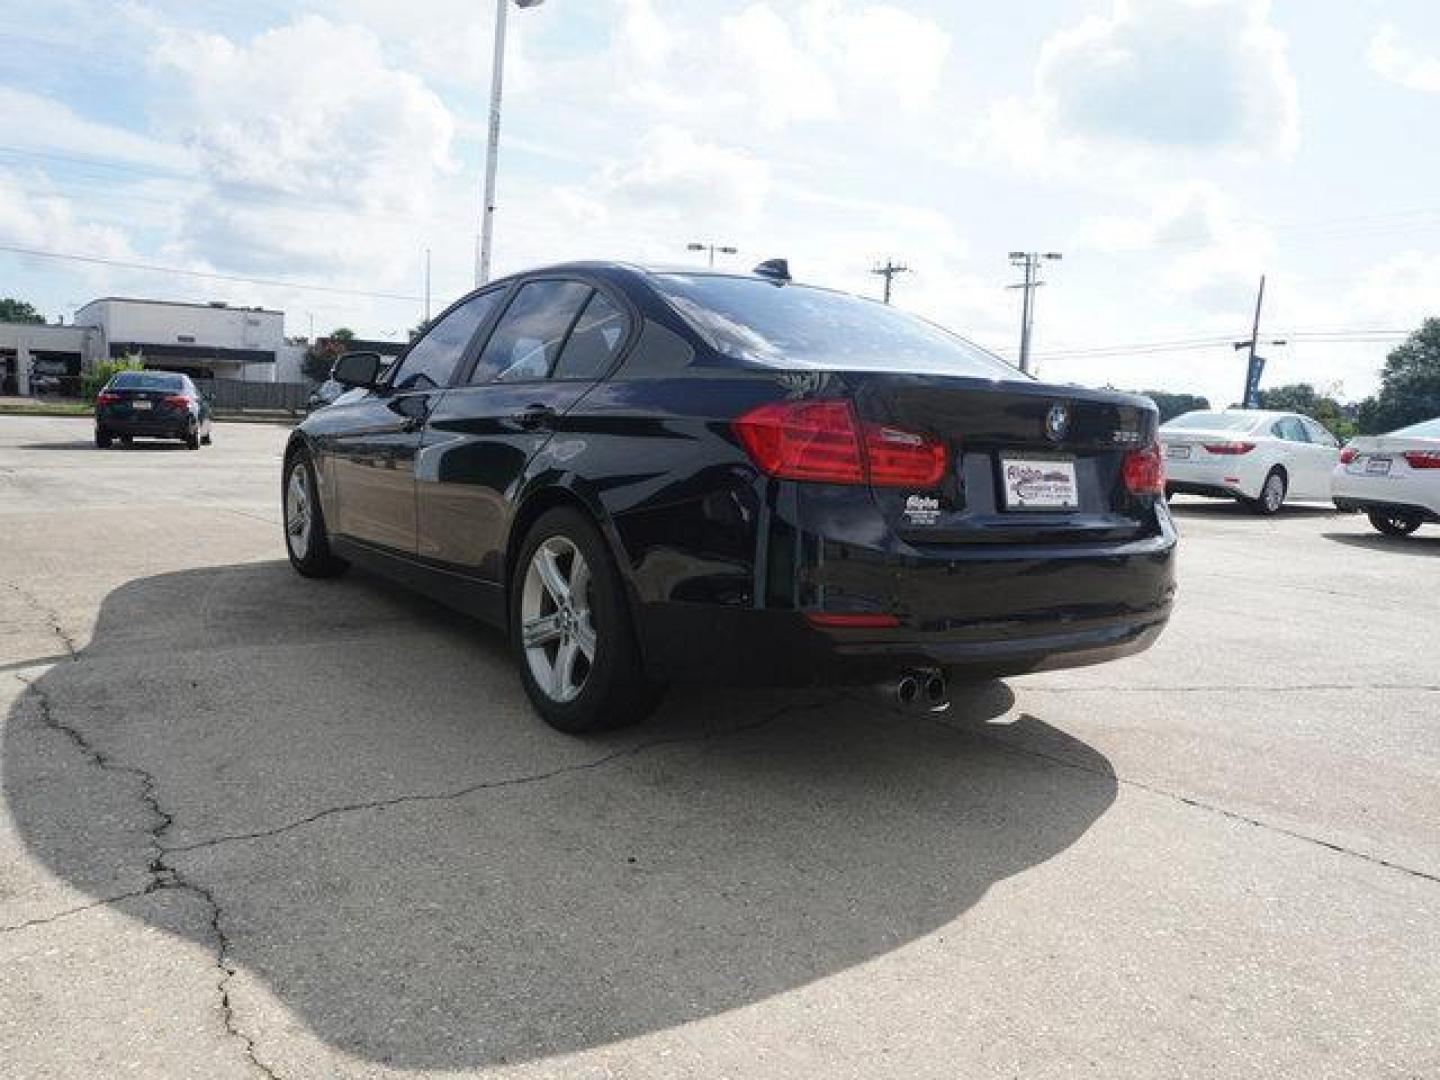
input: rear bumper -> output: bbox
[97,414,192,436]
[1332,470,1440,519]
[636,515,1178,686]
[1165,458,1263,499]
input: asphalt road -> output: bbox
[1,414,1436,1080]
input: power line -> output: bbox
[0,242,423,302]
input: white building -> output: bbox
[73,297,303,383]
[0,322,100,396]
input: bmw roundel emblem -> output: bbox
[1045,402,1071,442]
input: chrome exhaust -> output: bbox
[879,668,950,713]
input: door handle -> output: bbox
[512,404,557,430]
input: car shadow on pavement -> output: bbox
[1324,531,1440,556]
[4,561,1118,1070]
[1167,499,1339,518]
[18,441,188,452]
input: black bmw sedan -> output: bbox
[96,370,213,449]
[282,261,1176,733]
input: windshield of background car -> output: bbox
[651,273,1022,378]
[111,373,186,391]
[1392,418,1440,438]
[1163,412,1260,432]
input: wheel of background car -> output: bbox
[283,448,349,579]
[509,507,663,734]
[185,426,200,450]
[1367,511,1422,537]
[1252,469,1286,516]
[95,429,112,449]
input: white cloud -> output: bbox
[147,16,458,278]
[1368,23,1440,94]
[0,87,190,174]
[0,168,135,272]
[1035,0,1298,158]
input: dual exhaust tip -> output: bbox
[881,668,950,713]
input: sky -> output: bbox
[3,0,1439,407]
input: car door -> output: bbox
[418,279,632,580]
[1269,416,1322,498]
[1300,417,1342,495]
[327,290,501,552]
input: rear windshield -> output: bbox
[1392,417,1440,438]
[1162,411,1260,432]
[111,372,186,391]
[650,273,1021,379]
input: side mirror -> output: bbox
[333,351,383,389]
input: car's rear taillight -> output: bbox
[733,399,947,487]
[1339,447,1359,464]
[96,392,120,405]
[163,394,193,406]
[806,612,901,629]
[1403,450,1440,469]
[1203,441,1256,455]
[1123,443,1165,494]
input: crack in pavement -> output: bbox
[163,694,842,855]
[932,711,1440,887]
[13,675,280,1080]
[7,582,80,659]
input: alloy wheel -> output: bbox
[520,536,597,703]
[285,466,312,559]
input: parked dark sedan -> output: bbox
[282,261,1176,732]
[96,370,212,449]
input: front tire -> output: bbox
[1249,468,1287,516]
[510,507,663,734]
[282,448,348,578]
[1368,510,1422,537]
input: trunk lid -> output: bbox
[847,374,1161,545]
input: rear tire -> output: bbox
[1249,469,1286,516]
[283,448,349,578]
[1368,510,1422,537]
[185,426,200,450]
[95,429,112,449]
[509,507,664,734]
[120,435,133,448]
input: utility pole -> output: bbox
[871,259,910,305]
[687,242,737,268]
[1232,275,1287,407]
[424,247,432,323]
[477,0,546,286]
[1007,251,1062,374]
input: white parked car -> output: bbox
[1332,417,1440,536]
[1160,409,1342,515]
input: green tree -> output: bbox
[302,327,357,383]
[1355,319,1440,434]
[82,354,146,399]
[1141,391,1210,423]
[0,298,46,324]
[1256,383,1354,438]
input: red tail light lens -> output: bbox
[1339,447,1359,464]
[96,392,120,405]
[1404,450,1440,469]
[733,400,948,487]
[733,400,865,484]
[1203,441,1256,455]
[163,394,193,406]
[862,424,948,486]
[806,612,901,629]
[1123,443,1165,494]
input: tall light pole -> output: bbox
[477,0,545,287]
[687,242,738,268]
[1007,251,1062,374]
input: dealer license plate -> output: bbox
[1000,457,1079,510]
[1365,456,1392,475]
[132,400,152,410]
[1166,444,1191,459]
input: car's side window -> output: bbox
[471,281,593,385]
[553,291,631,381]
[1303,419,1338,447]
[391,289,503,392]
[1273,418,1308,443]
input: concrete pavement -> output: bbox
[1,414,1436,1078]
